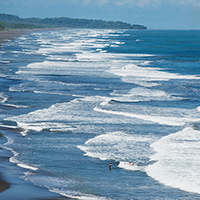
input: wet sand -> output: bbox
[0,28,65,45]
[0,133,9,193]
[0,29,34,45]
[0,177,10,193]
[0,132,10,193]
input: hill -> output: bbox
[0,14,147,30]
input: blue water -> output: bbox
[1,29,200,199]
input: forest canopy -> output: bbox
[0,14,147,30]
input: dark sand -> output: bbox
[0,132,10,193]
[0,28,65,45]
[0,174,10,193]
[0,29,35,45]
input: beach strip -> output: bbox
[0,29,35,45]
[0,28,65,45]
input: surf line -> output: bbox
[93,107,186,126]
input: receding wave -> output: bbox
[4,146,38,171]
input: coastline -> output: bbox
[0,29,35,45]
[0,28,65,45]
[0,129,70,200]
[0,133,10,193]
[0,177,10,193]
[0,29,71,199]
[0,132,10,193]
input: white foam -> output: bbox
[140,61,154,65]
[34,90,84,98]
[4,145,38,171]
[118,162,146,172]
[15,59,114,76]
[17,163,38,171]
[0,60,10,64]
[78,131,155,161]
[146,127,200,194]
[53,192,109,200]
[107,64,200,84]
[0,124,23,131]
[125,87,184,101]
[6,93,200,136]
[5,97,110,134]
[0,92,8,103]
[0,123,28,136]
[25,173,110,200]
[100,84,180,105]
[34,29,114,59]
[127,87,168,97]
[2,103,29,108]
[94,107,200,126]
[16,121,76,133]
[8,148,19,164]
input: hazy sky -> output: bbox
[0,0,200,29]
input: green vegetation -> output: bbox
[0,22,5,31]
[4,23,42,29]
[0,14,147,30]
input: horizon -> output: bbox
[0,0,200,30]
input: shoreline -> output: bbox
[0,129,69,200]
[0,132,9,193]
[0,133,10,193]
[0,29,36,45]
[0,177,10,193]
[0,28,71,199]
[0,28,65,46]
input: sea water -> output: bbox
[0,29,200,199]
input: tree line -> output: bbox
[0,14,147,30]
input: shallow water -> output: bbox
[1,29,200,199]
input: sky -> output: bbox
[0,0,200,29]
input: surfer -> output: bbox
[109,163,112,170]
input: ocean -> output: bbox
[0,29,200,200]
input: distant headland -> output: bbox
[0,14,147,30]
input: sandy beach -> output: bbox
[0,29,35,45]
[0,28,65,45]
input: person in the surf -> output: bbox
[128,162,134,165]
[109,163,112,170]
